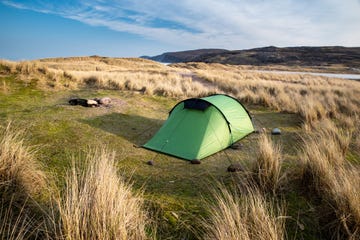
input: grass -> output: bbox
[0,123,47,197]
[0,123,49,239]
[300,119,360,239]
[252,133,284,194]
[0,197,31,240]
[0,57,359,239]
[55,148,148,240]
[202,182,285,240]
[2,58,360,123]
[0,124,150,239]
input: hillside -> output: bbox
[141,49,228,63]
[144,46,360,73]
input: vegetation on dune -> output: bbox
[300,120,360,239]
[0,125,149,240]
[0,123,48,239]
[203,183,285,240]
[0,56,359,239]
[174,62,360,122]
[54,148,148,240]
[252,133,284,195]
[2,58,359,122]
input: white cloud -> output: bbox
[2,0,360,49]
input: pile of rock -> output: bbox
[69,97,111,107]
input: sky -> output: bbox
[1,0,360,60]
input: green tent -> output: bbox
[143,94,254,160]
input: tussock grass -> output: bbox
[55,148,148,240]
[0,58,213,96]
[300,119,360,238]
[0,123,46,199]
[303,119,352,164]
[0,59,77,89]
[203,183,285,240]
[39,56,164,72]
[0,197,31,240]
[0,125,149,239]
[71,70,209,97]
[253,133,284,194]
[0,124,48,239]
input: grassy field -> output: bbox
[0,57,359,239]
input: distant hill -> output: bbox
[141,49,228,63]
[142,46,360,69]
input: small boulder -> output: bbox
[146,160,154,166]
[271,128,281,135]
[190,159,201,164]
[69,98,88,107]
[87,99,99,107]
[69,98,78,105]
[227,164,244,172]
[99,97,111,105]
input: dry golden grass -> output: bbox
[55,148,148,240]
[0,124,149,240]
[0,123,46,198]
[69,70,210,97]
[173,62,360,124]
[203,183,285,240]
[39,56,165,72]
[0,59,78,89]
[0,124,48,239]
[253,133,284,194]
[2,58,360,124]
[0,58,214,96]
[300,118,360,238]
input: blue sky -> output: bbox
[1,0,360,60]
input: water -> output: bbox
[256,70,360,80]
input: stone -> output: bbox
[87,99,99,107]
[69,98,78,105]
[146,160,154,166]
[190,159,201,164]
[227,164,244,172]
[99,97,111,105]
[69,98,88,107]
[271,128,281,135]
